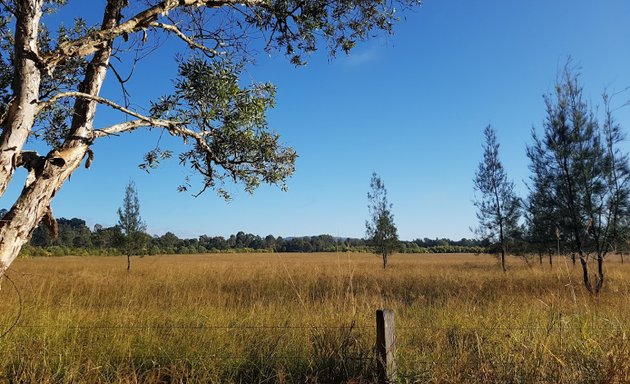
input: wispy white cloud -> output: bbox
[341,47,381,67]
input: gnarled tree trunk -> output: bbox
[0,0,123,275]
[0,146,88,273]
[0,1,43,195]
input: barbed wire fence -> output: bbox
[1,308,628,383]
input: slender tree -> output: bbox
[366,172,399,269]
[117,180,146,271]
[473,125,520,272]
[527,67,630,294]
[0,0,421,277]
[524,138,558,266]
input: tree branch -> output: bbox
[96,118,214,160]
[95,119,174,137]
[40,0,264,70]
[96,119,216,170]
[37,91,222,150]
[38,91,192,140]
[39,91,158,121]
[149,21,223,56]
[108,63,132,108]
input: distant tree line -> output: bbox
[6,213,487,257]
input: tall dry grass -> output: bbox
[0,253,628,383]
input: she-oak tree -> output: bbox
[527,68,630,294]
[0,0,421,275]
[473,125,520,272]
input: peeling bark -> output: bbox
[0,1,44,196]
[42,205,58,239]
[0,147,86,274]
[0,0,124,275]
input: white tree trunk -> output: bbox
[0,1,44,196]
[0,146,87,273]
[0,0,123,275]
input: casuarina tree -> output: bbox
[525,136,559,266]
[117,180,146,271]
[527,67,630,294]
[473,125,520,272]
[366,172,399,269]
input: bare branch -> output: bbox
[95,118,211,152]
[149,21,223,56]
[36,92,220,149]
[95,119,174,137]
[39,91,156,121]
[108,63,132,108]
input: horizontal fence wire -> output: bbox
[2,323,627,331]
[201,355,373,361]
[3,324,374,330]
[397,325,629,331]
[396,373,614,384]
[1,318,626,382]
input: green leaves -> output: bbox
[473,125,520,270]
[151,56,296,198]
[366,172,399,266]
[176,58,276,132]
[247,0,421,63]
[117,180,147,257]
[139,148,173,172]
[526,66,630,293]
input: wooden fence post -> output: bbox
[376,309,396,383]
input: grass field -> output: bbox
[0,252,629,383]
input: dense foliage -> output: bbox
[525,67,630,293]
[17,215,487,257]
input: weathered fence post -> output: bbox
[376,309,396,383]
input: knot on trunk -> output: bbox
[46,150,67,168]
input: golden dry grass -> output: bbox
[0,253,629,383]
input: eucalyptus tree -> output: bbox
[366,172,398,269]
[473,125,520,272]
[0,0,421,276]
[527,68,630,294]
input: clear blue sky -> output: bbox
[2,0,630,240]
